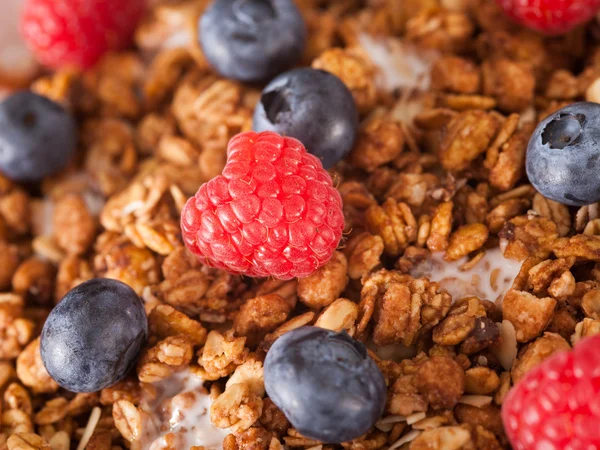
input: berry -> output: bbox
[21,0,146,69]
[199,0,306,82]
[253,68,358,169]
[181,131,344,280]
[264,327,386,443]
[0,91,76,181]
[41,278,148,393]
[526,102,600,206]
[502,334,600,449]
[495,0,600,35]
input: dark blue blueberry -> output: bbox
[199,0,306,82]
[0,91,76,181]
[253,68,358,169]
[526,102,600,206]
[264,326,386,443]
[41,278,148,393]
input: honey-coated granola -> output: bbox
[4,0,600,449]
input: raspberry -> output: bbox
[495,0,600,35]
[502,334,600,449]
[181,131,345,280]
[21,0,146,70]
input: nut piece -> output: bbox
[350,118,405,172]
[53,194,96,255]
[315,298,359,335]
[298,251,348,309]
[502,290,556,343]
[465,367,500,395]
[500,216,559,261]
[365,198,417,256]
[344,232,384,280]
[415,356,465,410]
[427,202,453,252]
[511,333,570,383]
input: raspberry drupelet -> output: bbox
[502,334,600,449]
[181,131,345,280]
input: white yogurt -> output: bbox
[141,370,228,450]
[411,249,522,305]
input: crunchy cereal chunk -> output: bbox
[312,47,377,114]
[526,258,574,295]
[211,383,263,433]
[198,331,248,380]
[52,194,96,255]
[465,367,500,395]
[415,356,465,410]
[234,295,293,347]
[482,59,535,112]
[350,118,405,172]
[573,318,600,344]
[55,255,93,301]
[315,299,359,335]
[454,404,503,440]
[12,258,55,305]
[439,111,499,172]
[112,400,142,443]
[445,223,489,261]
[427,202,453,252]
[148,304,207,346]
[362,271,451,346]
[532,193,571,237]
[511,333,570,383]
[344,232,384,280]
[0,240,20,291]
[433,297,486,346]
[499,216,559,261]
[298,252,348,309]
[489,126,529,192]
[431,56,481,94]
[16,339,58,394]
[410,426,471,450]
[365,198,417,257]
[385,173,439,208]
[582,289,600,319]
[486,199,530,234]
[553,234,600,261]
[100,379,140,406]
[502,290,556,343]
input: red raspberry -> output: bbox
[21,0,146,69]
[495,0,600,34]
[181,131,344,280]
[502,334,600,449]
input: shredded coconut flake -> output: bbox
[77,406,102,450]
[389,430,421,450]
[359,34,439,93]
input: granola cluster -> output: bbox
[3,0,600,449]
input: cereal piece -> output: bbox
[6,433,51,450]
[430,56,481,94]
[439,111,499,172]
[445,223,489,261]
[148,304,207,346]
[55,255,93,301]
[312,47,377,114]
[52,194,96,255]
[233,295,293,347]
[433,297,486,346]
[16,339,59,394]
[210,383,262,433]
[415,356,465,410]
[0,240,20,291]
[366,199,417,257]
[485,199,531,234]
[499,216,559,261]
[298,252,348,310]
[344,232,384,280]
[198,331,248,380]
[532,193,571,237]
[573,318,600,344]
[315,298,359,335]
[489,126,529,192]
[502,290,556,342]
[511,333,570,383]
[350,118,405,172]
[465,367,500,395]
[12,258,55,305]
[427,202,453,252]
[553,234,600,261]
[454,404,503,439]
[410,426,471,450]
[482,59,535,112]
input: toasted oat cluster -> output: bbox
[4,0,600,449]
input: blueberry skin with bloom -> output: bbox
[41,278,148,393]
[526,102,600,206]
[199,0,306,82]
[0,91,76,181]
[253,68,359,169]
[264,326,386,443]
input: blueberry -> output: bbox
[264,327,386,443]
[199,0,306,82]
[0,91,76,181]
[253,68,358,169]
[41,278,148,393]
[526,102,600,206]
